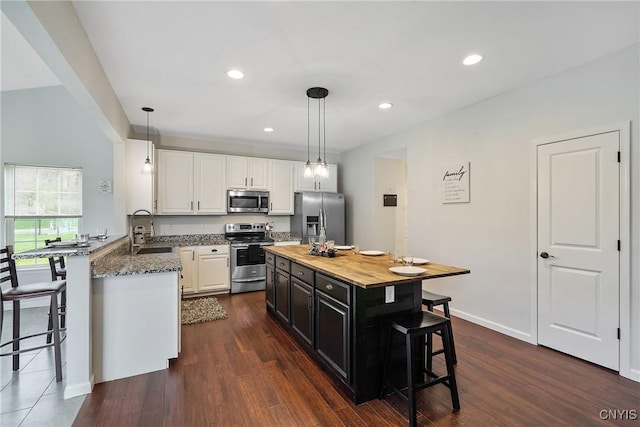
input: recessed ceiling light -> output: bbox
[378,102,393,110]
[463,54,483,66]
[263,127,274,132]
[227,69,244,79]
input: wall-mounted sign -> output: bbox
[442,162,470,204]
[383,194,397,207]
[98,179,112,194]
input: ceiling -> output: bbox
[5,2,640,154]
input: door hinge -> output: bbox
[617,328,620,340]
[617,151,621,162]
[618,240,621,251]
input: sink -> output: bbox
[136,246,174,255]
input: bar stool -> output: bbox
[380,311,460,427]
[0,245,66,382]
[44,238,67,344]
[422,290,457,366]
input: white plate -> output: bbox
[389,266,427,276]
[334,245,352,250]
[411,258,430,265]
[360,250,386,256]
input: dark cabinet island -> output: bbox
[265,245,469,404]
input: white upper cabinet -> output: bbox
[194,153,227,214]
[126,139,156,214]
[268,159,294,215]
[157,150,194,214]
[293,162,338,193]
[227,156,268,190]
[157,150,226,214]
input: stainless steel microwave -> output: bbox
[227,190,269,213]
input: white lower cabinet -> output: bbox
[198,245,230,293]
[180,245,230,296]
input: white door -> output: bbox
[537,131,619,370]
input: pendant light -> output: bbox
[306,87,329,179]
[141,107,154,175]
[303,96,313,178]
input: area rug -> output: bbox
[181,296,228,325]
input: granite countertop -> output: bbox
[12,235,125,259]
[270,232,301,242]
[16,232,302,278]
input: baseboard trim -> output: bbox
[450,308,536,345]
[64,379,93,400]
[621,368,640,382]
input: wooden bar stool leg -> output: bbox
[442,303,457,364]
[12,300,20,371]
[60,290,66,329]
[442,323,460,411]
[50,295,63,382]
[406,333,417,427]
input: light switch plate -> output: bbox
[385,286,395,303]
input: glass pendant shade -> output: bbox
[305,87,330,179]
[141,157,153,175]
[303,161,314,178]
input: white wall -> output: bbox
[340,45,640,376]
[2,85,119,236]
[373,157,407,254]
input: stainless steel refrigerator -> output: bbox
[290,192,346,245]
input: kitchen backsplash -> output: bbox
[153,215,290,236]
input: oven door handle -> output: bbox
[232,277,266,283]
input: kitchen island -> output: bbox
[265,245,469,404]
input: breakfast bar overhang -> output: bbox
[264,245,470,404]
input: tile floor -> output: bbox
[1,306,84,427]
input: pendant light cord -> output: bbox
[146,110,150,159]
[317,96,321,162]
[307,96,310,163]
[323,97,326,164]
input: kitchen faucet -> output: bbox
[130,209,155,252]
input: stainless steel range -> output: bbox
[225,223,274,294]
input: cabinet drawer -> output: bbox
[275,256,290,273]
[291,262,314,286]
[265,251,275,266]
[198,245,229,255]
[316,274,350,305]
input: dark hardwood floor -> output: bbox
[73,291,639,426]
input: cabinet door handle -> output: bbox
[227,258,229,267]
[190,201,193,210]
[314,181,316,190]
[270,202,273,211]
[245,177,247,186]
[326,284,333,291]
[198,201,200,210]
[192,252,194,261]
[298,271,304,276]
[251,177,254,186]
[211,249,218,252]
[318,181,321,190]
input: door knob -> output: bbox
[540,252,555,259]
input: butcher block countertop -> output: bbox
[266,245,470,289]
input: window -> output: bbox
[4,164,82,266]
